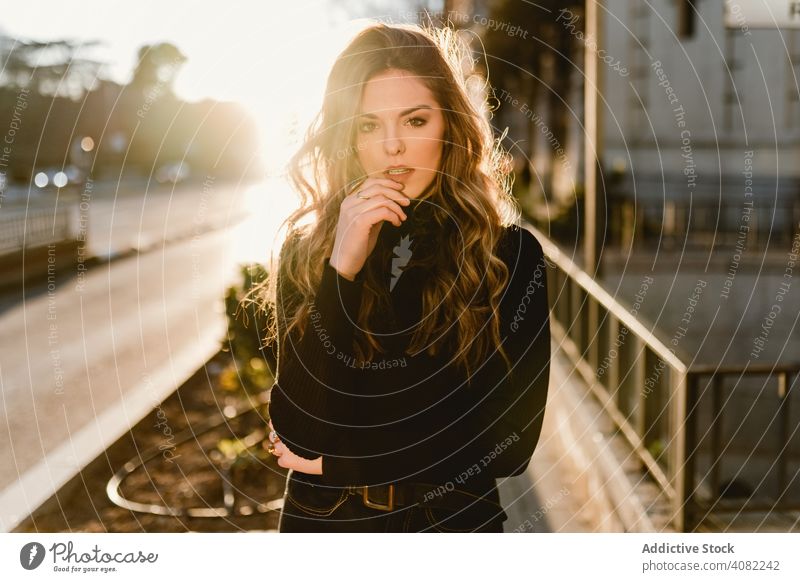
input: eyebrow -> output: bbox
[358,105,433,119]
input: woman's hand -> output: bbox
[329,177,411,280]
[268,420,323,475]
[272,441,323,474]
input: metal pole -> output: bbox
[584,0,604,277]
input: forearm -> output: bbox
[269,257,364,460]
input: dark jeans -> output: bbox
[277,470,506,533]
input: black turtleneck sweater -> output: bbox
[268,199,551,498]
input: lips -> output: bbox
[383,167,415,183]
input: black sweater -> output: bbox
[268,200,551,494]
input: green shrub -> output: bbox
[221,263,276,397]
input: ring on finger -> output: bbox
[267,444,276,455]
[356,191,371,200]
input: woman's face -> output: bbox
[355,68,445,199]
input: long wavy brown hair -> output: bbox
[255,22,521,382]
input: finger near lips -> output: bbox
[351,192,398,209]
[356,183,409,203]
[356,177,405,190]
[356,196,408,224]
[350,181,408,206]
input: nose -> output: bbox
[381,127,405,156]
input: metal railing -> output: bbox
[531,223,800,531]
[0,202,79,255]
[684,364,800,529]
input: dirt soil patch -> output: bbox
[13,351,287,532]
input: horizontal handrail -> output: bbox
[532,223,687,371]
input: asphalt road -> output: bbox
[0,178,293,499]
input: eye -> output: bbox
[405,117,427,127]
[358,121,377,133]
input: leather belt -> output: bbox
[345,482,503,513]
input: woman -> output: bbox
[261,22,551,532]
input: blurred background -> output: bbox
[1,0,798,534]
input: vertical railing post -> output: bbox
[607,316,620,396]
[776,372,791,502]
[683,373,699,531]
[588,297,600,377]
[570,279,582,350]
[710,374,724,498]
[669,370,689,532]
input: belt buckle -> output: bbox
[362,484,394,511]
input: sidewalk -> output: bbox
[501,347,671,533]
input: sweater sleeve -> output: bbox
[459,227,551,479]
[319,227,551,487]
[267,238,364,464]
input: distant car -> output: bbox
[155,162,190,184]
